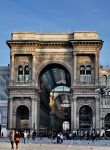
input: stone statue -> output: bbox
[49,95,55,113]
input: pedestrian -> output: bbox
[14,130,20,149]
[60,133,64,143]
[57,133,60,143]
[23,131,28,143]
[32,130,36,141]
[9,130,15,149]
[1,132,3,137]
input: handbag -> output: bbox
[15,137,20,142]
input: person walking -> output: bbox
[23,131,28,143]
[32,130,36,141]
[14,130,20,149]
[9,130,15,149]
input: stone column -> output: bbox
[95,97,100,130]
[73,53,77,86]
[32,54,36,81]
[31,98,35,129]
[71,98,74,131]
[71,95,77,131]
[95,53,99,86]
[70,88,74,131]
[35,91,40,132]
[8,97,13,129]
[100,97,104,128]
[73,97,77,129]
[36,100,40,132]
[10,54,14,80]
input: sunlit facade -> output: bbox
[0,32,110,134]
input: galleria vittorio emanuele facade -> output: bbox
[0,31,110,135]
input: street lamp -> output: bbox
[95,86,108,129]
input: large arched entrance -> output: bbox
[16,105,29,129]
[79,105,93,129]
[38,63,71,131]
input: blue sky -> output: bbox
[0,0,110,66]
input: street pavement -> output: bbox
[0,138,110,150]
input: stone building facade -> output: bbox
[4,31,110,132]
[0,66,9,136]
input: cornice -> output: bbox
[70,39,103,49]
[7,39,103,50]
[6,40,71,48]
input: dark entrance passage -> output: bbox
[39,63,71,131]
[16,105,29,129]
[79,105,93,129]
[104,113,110,130]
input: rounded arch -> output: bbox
[37,61,72,131]
[24,65,30,81]
[79,105,93,129]
[101,75,107,86]
[13,103,31,114]
[16,61,31,71]
[17,105,29,115]
[78,104,94,114]
[36,60,72,86]
[16,105,30,129]
[80,65,85,75]
[86,65,91,75]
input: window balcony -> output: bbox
[9,80,37,87]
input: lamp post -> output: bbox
[95,86,107,129]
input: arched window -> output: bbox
[79,105,93,129]
[107,75,110,86]
[24,65,30,81]
[80,65,86,82]
[101,75,107,86]
[80,65,85,75]
[85,65,92,82]
[86,65,91,75]
[18,65,23,81]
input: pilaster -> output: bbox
[73,97,77,129]
[8,97,13,129]
[73,53,77,86]
[95,53,99,86]
[95,97,100,129]
[10,54,14,80]
[71,95,77,131]
[32,54,36,81]
[71,96,74,131]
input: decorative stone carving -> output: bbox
[49,95,55,113]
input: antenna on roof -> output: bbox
[106,60,110,68]
[40,24,43,33]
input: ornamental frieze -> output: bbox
[14,55,32,68]
[73,46,98,51]
[10,89,35,94]
[11,47,35,54]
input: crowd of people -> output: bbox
[6,128,109,149]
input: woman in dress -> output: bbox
[14,130,20,149]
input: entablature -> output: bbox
[70,40,103,51]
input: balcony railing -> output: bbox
[9,80,37,87]
[73,87,96,94]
